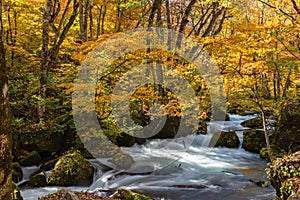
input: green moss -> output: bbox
[29,171,47,187]
[211,131,240,148]
[48,150,94,186]
[19,151,41,166]
[242,130,266,153]
[241,117,263,129]
[113,189,152,200]
[12,162,23,183]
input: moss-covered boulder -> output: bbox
[113,189,152,200]
[20,130,64,154]
[116,132,138,147]
[241,117,263,129]
[272,101,300,153]
[48,151,93,186]
[110,152,134,169]
[12,162,23,183]
[28,170,47,187]
[19,151,42,166]
[211,131,240,148]
[267,151,300,199]
[242,130,266,153]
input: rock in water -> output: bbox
[48,150,93,186]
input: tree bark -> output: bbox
[39,0,79,122]
[89,3,93,39]
[176,0,197,47]
[0,0,13,198]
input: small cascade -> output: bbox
[20,113,276,200]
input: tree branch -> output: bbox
[257,0,296,22]
[291,0,300,15]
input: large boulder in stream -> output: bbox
[210,131,240,148]
[19,151,42,166]
[28,170,47,187]
[48,151,93,186]
[241,117,263,129]
[242,130,266,153]
[267,151,300,199]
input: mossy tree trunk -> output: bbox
[0,0,13,199]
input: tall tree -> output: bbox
[0,0,12,199]
[39,0,80,122]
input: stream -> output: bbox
[20,114,276,200]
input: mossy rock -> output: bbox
[273,102,300,153]
[12,162,23,183]
[113,189,152,200]
[19,151,41,166]
[110,152,134,169]
[48,151,94,186]
[13,182,23,200]
[28,170,47,187]
[242,130,266,153]
[260,146,284,161]
[116,132,137,147]
[40,158,58,171]
[210,131,240,148]
[20,131,64,154]
[267,151,300,199]
[241,117,263,129]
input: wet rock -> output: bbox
[113,189,152,200]
[241,117,263,129]
[12,162,23,183]
[211,131,240,148]
[249,178,268,187]
[170,185,208,189]
[28,170,47,187]
[109,152,134,169]
[20,131,64,154]
[48,151,93,186]
[19,151,41,166]
[242,130,266,153]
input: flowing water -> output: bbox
[20,114,276,200]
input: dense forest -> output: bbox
[0,0,300,199]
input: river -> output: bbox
[20,114,276,200]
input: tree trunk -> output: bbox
[38,0,51,122]
[80,0,88,42]
[89,3,93,39]
[101,5,106,34]
[39,0,79,122]
[96,5,102,39]
[0,0,13,198]
[176,0,197,47]
[260,109,274,161]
